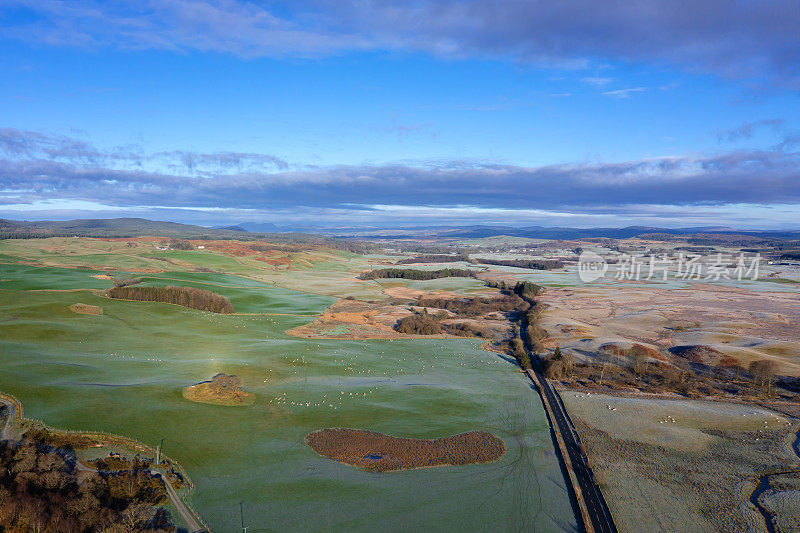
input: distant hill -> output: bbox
[325,224,800,242]
[0,217,281,240]
[0,217,381,253]
[0,217,249,239]
[2,217,798,244]
[212,225,249,232]
[238,222,281,232]
[427,225,800,241]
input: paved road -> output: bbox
[531,364,617,533]
[521,329,617,533]
[158,471,204,532]
[0,398,204,532]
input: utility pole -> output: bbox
[240,502,247,533]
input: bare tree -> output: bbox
[597,350,612,386]
[749,360,778,394]
[630,348,647,376]
[563,352,575,376]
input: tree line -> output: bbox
[358,268,477,280]
[107,285,235,314]
[487,281,545,370]
[472,258,565,270]
[396,254,470,264]
[164,238,193,250]
[485,280,544,299]
[542,346,784,398]
[395,309,444,335]
[416,294,528,317]
[394,255,566,271]
[393,280,543,350]
[112,277,143,288]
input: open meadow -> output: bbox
[0,239,576,532]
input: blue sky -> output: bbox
[1,1,798,229]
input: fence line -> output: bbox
[0,391,25,420]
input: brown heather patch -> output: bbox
[383,286,426,299]
[305,428,505,472]
[670,345,725,365]
[69,303,103,316]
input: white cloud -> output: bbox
[602,87,647,98]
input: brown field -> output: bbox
[286,295,512,340]
[382,286,426,299]
[286,298,410,339]
[381,286,463,299]
[305,428,506,472]
[69,303,103,315]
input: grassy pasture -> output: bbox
[133,275,335,315]
[0,252,576,532]
[0,263,115,290]
[0,237,496,301]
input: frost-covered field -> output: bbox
[561,391,800,532]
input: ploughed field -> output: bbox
[0,258,575,532]
[306,428,506,471]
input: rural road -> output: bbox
[533,366,617,533]
[0,400,15,440]
[0,397,205,533]
[521,331,617,533]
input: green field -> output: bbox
[0,238,492,301]
[0,246,575,532]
